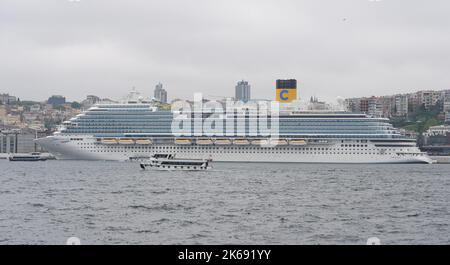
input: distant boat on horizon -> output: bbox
[8,152,50,162]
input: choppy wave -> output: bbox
[0,160,449,244]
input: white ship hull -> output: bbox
[36,136,434,164]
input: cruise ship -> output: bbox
[36,93,433,164]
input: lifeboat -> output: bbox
[214,139,232,145]
[233,139,250,145]
[118,139,135,145]
[270,139,288,146]
[251,139,269,146]
[101,138,118,145]
[135,139,153,145]
[175,139,192,145]
[289,139,307,146]
[197,139,214,145]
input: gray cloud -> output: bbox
[1,0,450,102]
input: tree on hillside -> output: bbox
[71,102,81,109]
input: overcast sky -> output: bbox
[1,0,449,102]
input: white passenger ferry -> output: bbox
[140,154,212,171]
[35,91,433,164]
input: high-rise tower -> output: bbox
[235,80,251,102]
[154,83,168,103]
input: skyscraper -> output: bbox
[154,83,168,103]
[235,80,251,102]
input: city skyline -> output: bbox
[2,86,450,104]
[1,0,450,102]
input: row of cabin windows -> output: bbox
[77,146,402,155]
[82,149,396,155]
[76,142,405,152]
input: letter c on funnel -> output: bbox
[280,90,289,101]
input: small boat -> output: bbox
[140,154,212,171]
[251,139,270,146]
[101,138,118,145]
[214,139,232,145]
[233,139,250,145]
[196,139,214,145]
[9,153,48,162]
[289,139,307,146]
[175,139,192,145]
[270,139,288,146]
[118,139,135,145]
[135,139,153,145]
